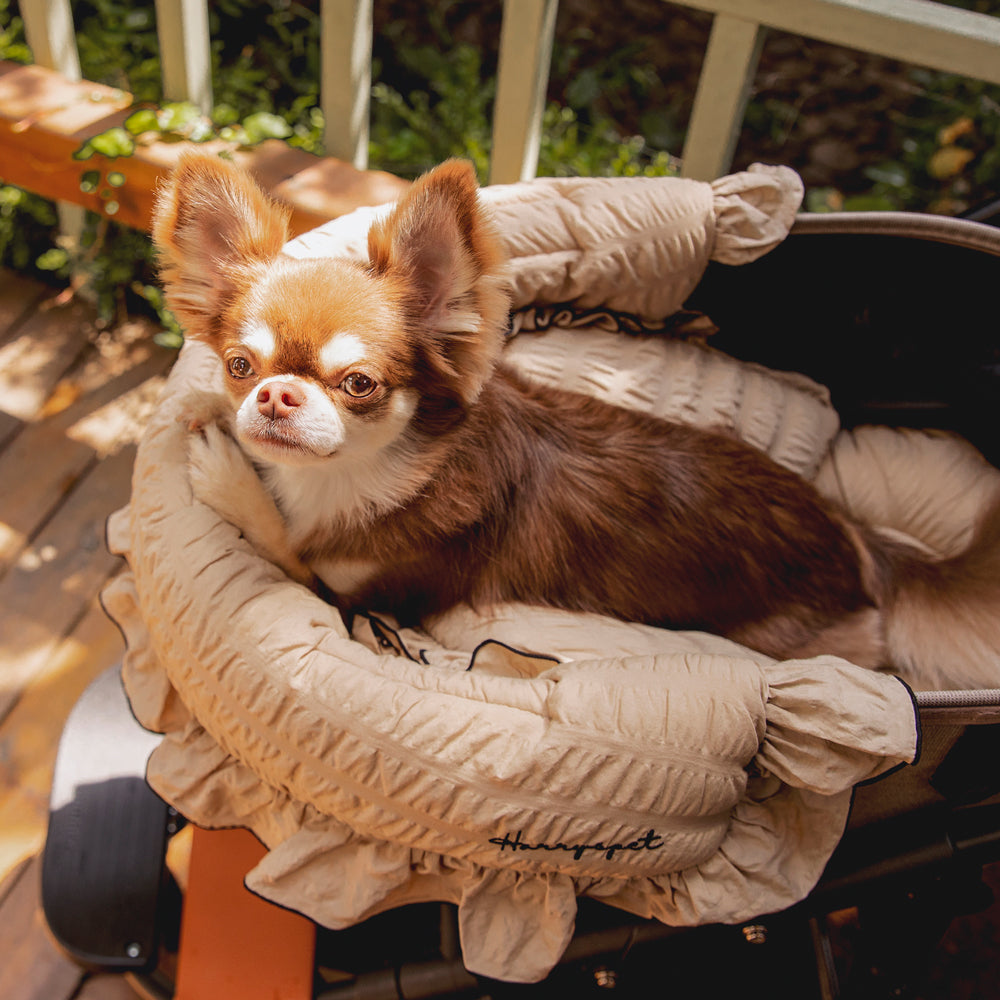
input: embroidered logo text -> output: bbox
[489,828,664,862]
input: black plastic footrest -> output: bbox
[41,664,169,970]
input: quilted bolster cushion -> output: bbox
[102,168,918,983]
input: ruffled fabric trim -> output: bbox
[104,538,916,981]
[710,163,804,265]
[104,362,917,977]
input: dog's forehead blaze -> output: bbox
[248,258,398,355]
[238,320,277,360]
[230,257,413,382]
[319,331,368,374]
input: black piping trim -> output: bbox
[361,613,423,663]
[465,639,561,673]
[854,675,922,790]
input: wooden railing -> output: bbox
[1,0,999,233]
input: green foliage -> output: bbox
[73,1,162,100]
[0,0,27,65]
[0,0,330,326]
[539,107,676,178]
[1,0,999,333]
[0,184,58,272]
[800,65,1000,215]
[369,39,495,179]
[368,18,677,181]
[882,72,1000,214]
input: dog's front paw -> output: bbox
[181,391,231,434]
[187,422,315,588]
[188,422,257,517]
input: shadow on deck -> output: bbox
[0,268,175,1000]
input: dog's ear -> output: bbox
[367,160,509,403]
[152,152,289,339]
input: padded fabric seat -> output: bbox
[99,166,1000,982]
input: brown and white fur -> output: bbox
[154,152,1000,690]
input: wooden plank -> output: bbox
[0,271,57,348]
[0,270,49,449]
[175,827,315,1000]
[0,61,407,235]
[0,852,31,907]
[153,0,213,111]
[680,13,765,180]
[0,411,19,451]
[0,442,137,725]
[490,0,559,185]
[0,320,172,577]
[675,0,1000,85]
[0,856,85,1000]
[0,295,97,423]
[0,596,126,885]
[321,0,373,169]
[0,273,54,446]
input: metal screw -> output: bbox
[742,923,768,945]
[125,942,142,959]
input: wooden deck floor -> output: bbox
[0,268,175,1000]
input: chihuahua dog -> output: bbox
[153,152,1000,689]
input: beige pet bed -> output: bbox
[99,165,1000,982]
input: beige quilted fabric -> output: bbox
[101,168,931,982]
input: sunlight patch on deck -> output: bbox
[65,373,166,456]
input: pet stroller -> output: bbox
[41,165,1000,999]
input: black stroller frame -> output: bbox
[41,208,1000,999]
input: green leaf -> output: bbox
[79,169,102,193]
[241,111,293,145]
[153,328,185,349]
[218,125,247,144]
[212,103,241,127]
[566,68,601,109]
[88,128,135,159]
[124,108,159,134]
[864,162,909,188]
[842,193,898,212]
[157,102,202,132]
[187,119,215,143]
[36,247,69,271]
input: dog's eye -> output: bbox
[342,372,376,397]
[227,356,254,379]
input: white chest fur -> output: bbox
[260,452,428,599]
[259,446,428,548]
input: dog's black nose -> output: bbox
[258,381,305,420]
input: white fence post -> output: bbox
[490,0,559,185]
[19,0,81,82]
[153,0,214,111]
[677,0,1000,85]
[321,0,373,169]
[680,12,765,181]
